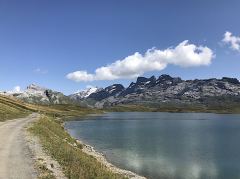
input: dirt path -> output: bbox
[0,114,38,179]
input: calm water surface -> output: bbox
[65,112,240,179]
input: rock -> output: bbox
[5,84,74,105]
[88,84,125,101]
[79,74,240,108]
[222,77,240,84]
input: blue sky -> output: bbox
[0,0,240,94]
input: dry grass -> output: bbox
[0,95,101,121]
[29,116,125,179]
[0,95,31,121]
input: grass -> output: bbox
[1,95,117,178]
[0,94,102,121]
[29,116,125,179]
[0,95,31,121]
[106,104,156,112]
[106,101,240,114]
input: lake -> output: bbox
[65,112,240,179]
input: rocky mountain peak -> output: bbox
[105,84,125,94]
[158,74,173,80]
[26,84,46,91]
[156,74,182,85]
[136,77,149,84]
[3,84,71,105]
[222,77,240,85]
[120,76,157,96]
[136,76,156,85]
[88,84,125,101]
[149,75,157,81]
[69,87,101,100]
[157,74,175,83]
[87,74,240,108]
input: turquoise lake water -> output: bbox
[65,112,240,179]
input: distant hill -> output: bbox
[1,84,76,105]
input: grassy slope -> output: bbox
[107,101,240,114]
[0,94,101,121]
[29,116,125,179]
[0,95,31,121]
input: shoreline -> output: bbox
[25,128,67,179]
[64,114,145,178]
[64,113,146,178]
[74,138,146,179]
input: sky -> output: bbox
[0,0,240,94]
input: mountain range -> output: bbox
[1,74,240,111]
[84,74,240,109]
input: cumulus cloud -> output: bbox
[222,31,240,51]
[67,40,214,82]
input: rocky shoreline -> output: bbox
[76,139,146,179]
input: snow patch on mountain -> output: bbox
[69,87,101,100]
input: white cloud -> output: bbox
[222,31,240,51]
[67,40,214,82]
[66,71,94,82]
[13,86,21,93]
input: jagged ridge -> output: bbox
[83,74,240,108]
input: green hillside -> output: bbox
[0,95,101,121]
[0,95,31,121]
